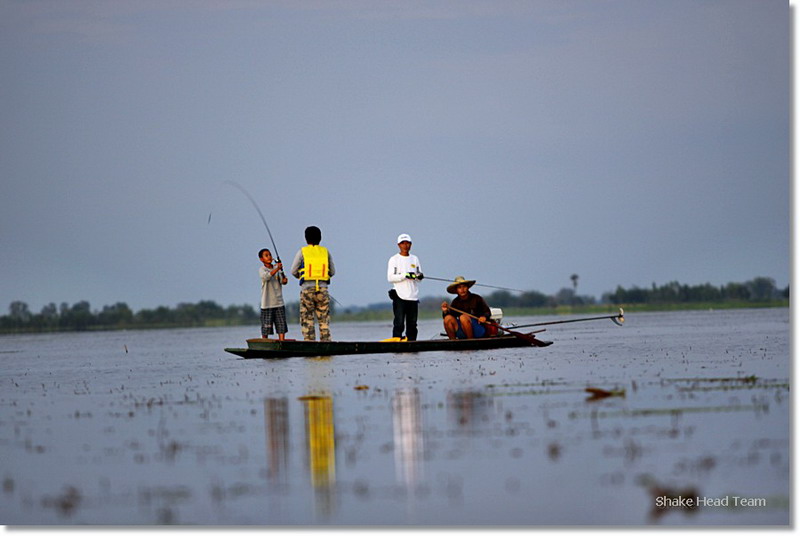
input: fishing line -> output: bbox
[224,180,286,279]
[424,276,526,293]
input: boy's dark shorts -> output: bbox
[261,306,288,336]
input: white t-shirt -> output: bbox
[387,253,422,301]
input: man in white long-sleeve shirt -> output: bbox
[387,233,424,340]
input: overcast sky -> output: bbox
[0,0,790,313]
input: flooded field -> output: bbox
[0,308,789,525]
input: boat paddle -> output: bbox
[445,305,551,347]
[508,308,625,329]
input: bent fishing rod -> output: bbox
[221,182,351,311]
[225,180,287,280]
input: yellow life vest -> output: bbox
[300,245,330,290]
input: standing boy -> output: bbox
[290,226,335,341]
[387,233,424,341]
[259,248,289,340]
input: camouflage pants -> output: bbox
[300,286,331,341]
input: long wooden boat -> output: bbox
[225,333,552,359]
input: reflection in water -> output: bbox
[392,388,424,487]
[448,390,491,429]
[299,394,336,517]
[264,398,289,484]
[638,474,699,522]
[262,390,337,520]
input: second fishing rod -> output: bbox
[422,275,527,293]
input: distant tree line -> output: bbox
[424,276,786,310]
[0,276,787,334]
[417,288,594,310]
[340,276,788,316]
[0,300,276,333]
[602,277,788,305]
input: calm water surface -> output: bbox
[0,308,789,525]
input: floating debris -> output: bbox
[42,486,82,517]
[585,387,626,402]
[637,474,698,521]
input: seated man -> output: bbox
[441,276,492,339]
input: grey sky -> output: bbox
[0,0,790,312]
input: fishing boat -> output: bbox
[225,332,552,359]
[224,308,623,360]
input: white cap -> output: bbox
[397,233,412,243]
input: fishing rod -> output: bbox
[509,308,625,329]
[424,276,527,293]
[225,180,287,280]
[223,181,347,308]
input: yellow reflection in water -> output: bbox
[299,393,336,516]
[302,395,336,488]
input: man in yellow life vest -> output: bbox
[290,226,336,341]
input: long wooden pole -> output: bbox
[511,308,625,329]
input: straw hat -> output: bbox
[447,276,476,294]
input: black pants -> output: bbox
[392,296,419,341]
